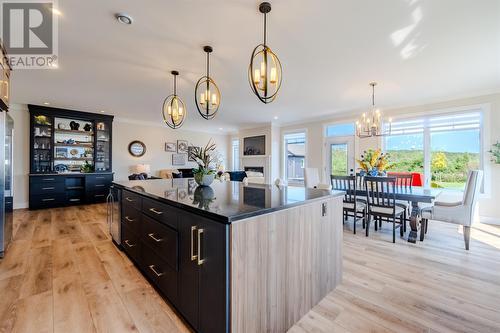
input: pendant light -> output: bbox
[356,82,392,138]
[248,2,282,104]
[195,46,221,120]
[162,71,186,129]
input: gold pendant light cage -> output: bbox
[162,71,186,129]
[248,2,282,104]
[195,46,221,120]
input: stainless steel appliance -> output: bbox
[0,111,13,258]
[107,185,121,245]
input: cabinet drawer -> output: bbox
[122,190,141,210]
[122,225,140,263]
[141,243,178,303]
[30,182,65,195]
[30,193,65,209]
[86,174,113,185]
[141,214,178,270]
[87,190,108,203]
[30,176,65,184]
[143,197,178,229]
[122,204,141,233]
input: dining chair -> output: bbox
[392,173,413,232]
[421,170,483,250]
[331,175,367,235]
[304,167,332,190]
[364,176,406,243]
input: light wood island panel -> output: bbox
[230,196,344,333]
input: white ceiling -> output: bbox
[11,0,500,132]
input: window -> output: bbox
[330,143,349,176]
[326,123,355,137]
[384,111,482,190]
[284,132,306,185]
[232,139,239,171]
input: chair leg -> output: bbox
[362,209,366,229]
[374,216,378,231]
[353,212,356,235]
[420,218,426,242]
[366,215,370,237]
[392,217,396,243]
[463,226,471,250]
[400,215,404,237]
[403,211,407,232]
[425,219,428,234]
[379,218,382,228]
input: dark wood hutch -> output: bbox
[28,105,114,209]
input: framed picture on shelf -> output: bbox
[177,140,188,153]
[188,179,197,194]
[165,142,176,152]
[172,153,186,166]
[187,146,200,162]
[178,188,188,200]
[55,147,68,158]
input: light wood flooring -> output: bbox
[1,204,500,333]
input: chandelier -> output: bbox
[195,46,221,120]
[248,2,282,104]
[162,71,186,129]
[356,82,392,138]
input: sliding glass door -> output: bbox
[327,137,354,176]
[284,132,306,185]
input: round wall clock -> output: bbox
[128,140,146,157]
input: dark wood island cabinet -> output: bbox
[113,179,343,333]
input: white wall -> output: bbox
[9,104,229,209]
[280,93,500,220]
[112,120,229,181]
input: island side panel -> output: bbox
[230,196,343,333]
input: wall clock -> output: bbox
[128,140,146,157]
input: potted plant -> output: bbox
[188,139,219,186]
[356,149,394,176]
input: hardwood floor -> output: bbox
[1,204,499,333]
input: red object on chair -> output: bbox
[387,172,423,187]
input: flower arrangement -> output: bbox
[356,149,395,176]
[489,142,500,164]
[188,139,220,186]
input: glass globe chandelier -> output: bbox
[356,82,392,138]
[162,71,186,129]
[195,46,221,120]
[248,2,282,104]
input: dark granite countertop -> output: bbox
[113,178,344,223]
[30,172,114,176]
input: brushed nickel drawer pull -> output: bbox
[96,176,105,179]
[95,194,105,197]
[148,233,163,242]
[148,265,164,277]
[124,216,135,222]
[69,198,80,202]
[197,228,205,266]
[125,197,134,202]
[95,184,105,187]
[42,198,55,202]
[191,226,198,261]
[149,208,163,215]
[42,178,55,181]
[124,239,136,247]
[42,187,55,190]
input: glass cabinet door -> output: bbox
[32,114,53,173]
[95,120,111,172]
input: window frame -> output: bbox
[382,105,489,195]
[282,129,307,186]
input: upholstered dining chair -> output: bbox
[304,168,332,190]
[421,170,483,250]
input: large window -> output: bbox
[284,132,306,185]
[326,123,355,137]
[384,111,482,190]
[232,139,239,171]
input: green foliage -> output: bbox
[80,161,94,173]
[331,149,348,175]
[489,142,500,164]
[431,152,448,172]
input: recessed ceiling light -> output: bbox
[219,127,223,131]
[115,13,133,25]
[51,8,62,16]
[43,102,50,105]
[273,116,279,120]
[100,110,105,113]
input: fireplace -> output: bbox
[244,166,264,174]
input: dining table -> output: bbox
[354,186,442,243]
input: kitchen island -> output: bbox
[112,178,344,333]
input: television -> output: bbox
[243,135,266,156]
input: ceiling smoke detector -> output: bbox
[115,13,133,25]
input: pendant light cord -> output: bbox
[263,12,267,47]
[173,74,177,96]
[372,84,375,107]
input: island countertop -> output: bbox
[112,178,343,224]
